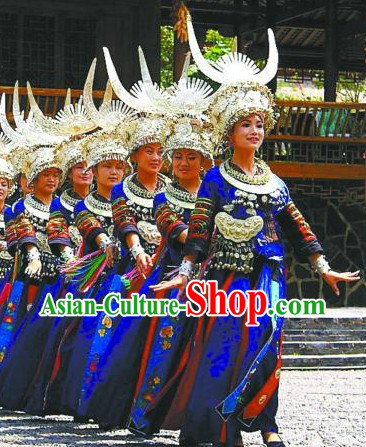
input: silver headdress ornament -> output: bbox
[22,144,62,185]
[137,48,215,161]
[186,14,278,153]
[27,82,97,136]
[82,128,131,171]
[138,47,213,117]
[103,47,165,114]
[54,137,87,183]
[0,133,16,195]
[0,91,64,148]
[0,92,64,184]
[130,115,169,153]
[187,14,278,85]
[83,58,137,131]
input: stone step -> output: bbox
[284,317,366,331]
[282,353,366,369]
[283,329,366,341]
[282,340,366,356]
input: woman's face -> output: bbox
[92,160,125,189]
[132,143,163,174]
[0,178,9,202]
[33,168,61,194]
[229,114,264,152]
[172,148,202,182]
[69,161,93,187]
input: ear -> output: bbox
[130,152,136,163]
[202,156,213,172]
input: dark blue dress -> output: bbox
[0,194,61,409]
[158,162,323,446]
[128,183,197,435]
[73,173,170,426]
[24,191,118,416]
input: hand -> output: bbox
[322,270,360,296]
[25,258,42,277]
[150,274,188,295]
[136,252,153,279]
[105,243,119,268]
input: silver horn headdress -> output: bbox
[186,14,278,153]
[83,58,137,131]
[187,14,278,86]
[136,48,215,162]
[27,82,97,136]
[103,47,166,114]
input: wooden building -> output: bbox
[0,0,365,99]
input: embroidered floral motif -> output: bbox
[160,325,174,338]
[162,340,172,350]
[102,315,112,329]
[76,210,103,239]
[112,196,138,234]
[47,212,70,241]
[98,328,106,338]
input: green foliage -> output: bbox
[160,25,234,88]
[160,26,174,88]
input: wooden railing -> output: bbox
[270,100,366,142]
[1,86,365,181]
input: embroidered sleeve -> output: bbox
[111,185,139,247]
[276,200,323,262]
[75,207,105,248]
[47,210,72,250]
[183,169,218,262]
[4,207,17,256]
[154,195,187,245]
[16,213,38,250]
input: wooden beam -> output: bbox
[239,1,326,36]
[267,135,366,144]
[268,162,366,180]
[324,0,337,101]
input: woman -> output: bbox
[23,129,128,417]
[0,138,92,411]
[72,115,171,428]
[0,156,16,305]
[127,116,214,436]
[47,138,93,260]
[0,145,62,375]
[150,20,360,447]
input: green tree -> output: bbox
[160,26,174,88]
[160,25,234,87]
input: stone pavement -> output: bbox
[0,370,364,447]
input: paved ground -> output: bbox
[0,369,364,446]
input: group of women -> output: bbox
[0,15,359,447]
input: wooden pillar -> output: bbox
[266,0,277,94]
[95,15,126,89]
[233,0,242,49]
[324,0,337,101]
[138,0,161,84]
[54,12,64,88]
[173,37,189,83]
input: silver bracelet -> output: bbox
[311,255,331,275]
[27,246,40,261]
[130,243,145,260]
[179,259,194,279]
[61,246,75,262]
[99,234,113,251]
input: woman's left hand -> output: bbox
[322,270,360,296]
